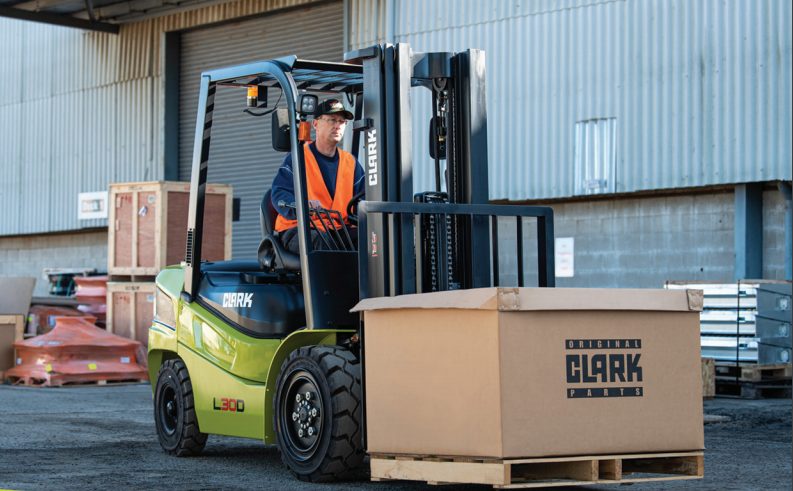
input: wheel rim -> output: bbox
[159,385,179,436]
[280,370,324,461]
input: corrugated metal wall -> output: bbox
[348,0,793,201]
[2,0,791,237]
[178,2,343,258]
[0,0,320,236]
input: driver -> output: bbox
[271,98,365,254]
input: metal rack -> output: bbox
[666,280,792,365]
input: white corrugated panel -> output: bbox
[0,103,22,232]
[179,1,344,258]
[117,78,158,183]
[0,0,323,236]
[19,98,52,234]
[348,0,793,200]
[50,90,84,230]
[0,19,24,106]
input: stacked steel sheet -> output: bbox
[4,316,147,386]
[666,281,762,363]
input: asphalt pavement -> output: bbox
[0,383,789,490]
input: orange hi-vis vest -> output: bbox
[274,143,356,232]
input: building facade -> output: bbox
[0,0,790,294]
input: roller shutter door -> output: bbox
[179,1,343,259]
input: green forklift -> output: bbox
[148,43,555,482]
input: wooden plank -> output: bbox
[370,457,509,486]
[701,357,715,398]
[504,450,703,465]
[137,190,157,269]
[598,459,622,480]
[496,481,596,489]
[131,191,139,271]
[113,191,134,270]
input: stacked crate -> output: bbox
[666,280,793,398]
[107,182,232,347]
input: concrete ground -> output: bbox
[0,383,789,491]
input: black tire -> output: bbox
[274,345,364,482]
[154,359,208,456]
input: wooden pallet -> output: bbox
[715,362,792,382]
[370,451,703,488]
[715,379,792,399]
[8,376,148,387]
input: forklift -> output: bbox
[148,43,555,482]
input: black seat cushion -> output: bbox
[259,190,301,271]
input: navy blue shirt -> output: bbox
[271,143,365,220]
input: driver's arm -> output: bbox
[271,153,297,219]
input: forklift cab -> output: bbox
[184,57,364,333]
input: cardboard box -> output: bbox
[354,287,704,458]
[0,277,35,377]
[108,181,232,276]
[0,315,25,378]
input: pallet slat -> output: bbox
[370,451,703,489]
[715,362,792,382]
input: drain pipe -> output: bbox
[780,181,792,281]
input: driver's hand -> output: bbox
[308,200,322,209]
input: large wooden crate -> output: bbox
[108,181,232,276]
[0,315,25,378]
[106,282,156,347]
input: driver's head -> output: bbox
[312,99,353,147]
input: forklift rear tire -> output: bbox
[274,345,364,482]
[154,359,208,456]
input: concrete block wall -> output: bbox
[496,188,789,289]
[0,230,107,297]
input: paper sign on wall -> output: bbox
[555,237,575,278]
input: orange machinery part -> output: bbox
[5,316,148,387]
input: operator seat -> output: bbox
[258,189,301,272]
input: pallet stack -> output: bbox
[106,182,232,347]
[666,280,792,399]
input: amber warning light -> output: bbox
[247,86,258,108]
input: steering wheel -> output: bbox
[346,191,365,225]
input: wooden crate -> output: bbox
[108,181,232,276]
[0,315,25,377]
[370,451,704,488]
[701,357,715,398]
[106,282,156,347]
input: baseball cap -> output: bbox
[314,98,354,120]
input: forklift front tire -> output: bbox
[274,345,364,482]
[154,359,208,456]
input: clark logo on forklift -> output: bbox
[565,338,644,399]
[367,129,378,186]
[222,292,253,308]
[213,397,245,412]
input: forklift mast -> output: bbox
[346,44,501,298]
